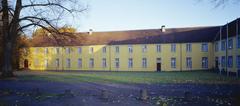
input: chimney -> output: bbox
[161,25,166,32]
[88,29,93,35]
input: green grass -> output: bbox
[18,71,240,84]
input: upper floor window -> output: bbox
[142,58,147,68]
[115,46,119,53]
[202,57,208,68]
[156,44,161,52]
[128,45,133,53]
[89,47,94,54]
[115,58,120,68]
[142,45,147,53]
[45,48,48,55]
[201,43,208,52]
[215,42,219,52]
[237,36,240,48]
[228,56,233,68]
[78,58,82,68]
[186,43,192,52]
[171,58,176,68]
[221,40,226,51]
[102,47,107,53]
[186,57,192,68]
[128,58,133,68]
[237,55,240,68]
[171,44,176,52]
[89,58,94,68]
[78,47,82,54]
[66,48,71,54]
[66,58,71,68]
[156,58,161,63]
[55,48,60,54]
[44,59,48,68]
[228,39,233,49]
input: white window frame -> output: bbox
[171,44,176,52]
[78,47,82,54]
[66,48,71,54]
[186,43,192,52]
[102,47,106,53]
[128,45,133,53]
[115,58,120,68]
[201,43,208,52]
[56,58,60,68]
[66,58,71,68]
[142,45,147,53]
[45,48,48,55]
[102,58,107,68]
[202,57,208,68]
[89,58,94,68]
[215,42,219,52]
[221,56,226,67]
[142,58,147,68]
[89,47,94,54]
[55,48,60,54]
[228,56,233,68]
[221,40,226,51]
[186,57,192,68]
[228,39,233,49]
[115,46,119,53]
[78,58,82,68]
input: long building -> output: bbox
[20,18,240,73]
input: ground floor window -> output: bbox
[89,58,94,68]
[128,58,133,68]
[66,58,71,68]
[115,58,120,68]
[45,59,48,68]
[237,55,240,68]
[78,58,82,68]
[221,56,225,67]
[102,58,107,68]
[228,56,233,68]
[55,58,60,68]
[142,58,147,68]
[202,57,208,68]
[171,58,176,68]
[186,57,192,68]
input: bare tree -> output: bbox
[199,0,240,8]
[0,0,87,77]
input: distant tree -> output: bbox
[200,0,240,7]
[0,0,87,77]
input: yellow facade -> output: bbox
[20,42,217,71]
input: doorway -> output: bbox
[157,63,161,72]
[24,59,29,69]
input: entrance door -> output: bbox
[24,59,28,68]
[157,63,161,72]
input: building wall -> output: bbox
[214,36,240,72]
[20,42,215,71]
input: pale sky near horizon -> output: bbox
[67,0,240,32]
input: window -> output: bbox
[215,42,219,52]
[89,47,94,54]
[128,45,133,53]
[102,58,107,68]
[142,58,147,68]
[56,58,60,68]
[35,48,39,54]
[186,43,192,52]
[45,48,48,55]
[34,59,39,66]
[115,46,119,53]
[202,57,208,68]
[228,39,233,49]
[78,47,82,54]
[228,56,233,68]
[171,58,176,68]
[221,56,226,67]
[55,48,60,54]
[156,45,161,52]
[102,47,106,53]
[44,59,48,68]
[171,44,176,52]
[221,41,226,51]
[89,58,94,68]
[237,36,240,48]
[115,58,120,68]
[66,48,71,54]
[142,45,147,53]
[237,55,240,68]
[66,58,71,68]
[186,57,192,68]
[78,58,82,68]
[201,43,208,52]
[128,58,133,68]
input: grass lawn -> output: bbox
[14,70,240,84]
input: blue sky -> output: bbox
[71,0,240,32]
